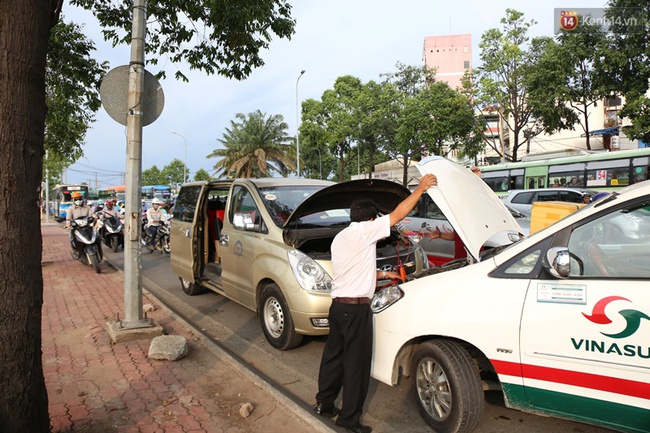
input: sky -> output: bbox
[62,0,606,187]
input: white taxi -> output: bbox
[371,156,650,433]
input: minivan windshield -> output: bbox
[258,186,350,227]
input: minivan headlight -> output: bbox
[287,250,332,292]
[371,285,404,313]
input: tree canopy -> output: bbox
[70,0,296,81]
[208,110,295,178]
[473,9,540,162]
[44,19,108,183]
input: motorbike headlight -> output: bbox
[75,218,88,227]
[287,250,331,292]
[371,285,404,313]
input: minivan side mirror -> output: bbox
[546,246,571,278]
[233,212,255,230]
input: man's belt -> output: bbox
[332,297,370,304]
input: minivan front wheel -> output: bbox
[412,340,484,433]
[259,283,303,350]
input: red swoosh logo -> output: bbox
[582,296,630,324]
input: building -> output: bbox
[422,34,472,89]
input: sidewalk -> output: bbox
[41,222,326,433]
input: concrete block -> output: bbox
[105,320,164,344]
[148,335,188,361]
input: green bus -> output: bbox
[480,147,650,195]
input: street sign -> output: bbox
[100,65,164,126]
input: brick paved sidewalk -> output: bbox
[41,223,321,433]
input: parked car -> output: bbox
[399,193,528,266]
[170,177,429,350]
[504,187,596,217]
[371,156,650,433]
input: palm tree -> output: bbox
[208,110,296,178]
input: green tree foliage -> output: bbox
[161,159,187,186]
[527,20,610,150]
[354,80,396,175]
[299,101,334,180]
[381,64,479,185]
[474,9,539,161]
[44,19,108,182]
[142,165,162,185]
[193,168,211,181]
[208,110,294,178]
[301,65,481,185]
[301,76,363,181]
[604,0,650,143]
[71,0,296,81]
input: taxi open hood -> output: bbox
[417,156,523,261]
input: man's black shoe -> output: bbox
[313,402,339,418]
[335,422,372,433]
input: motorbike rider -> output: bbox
[93,199,105,213]
[145,198,167,250]
[66,191,95,259]
[99,199,120,220]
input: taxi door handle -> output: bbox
[220,234,229,246]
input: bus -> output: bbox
[88,188,99,202]
[479,147,650,195]
[51,184,90,221]
[98,185,126,203]
[141,185,171,203]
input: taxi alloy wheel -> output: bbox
[412,340,484,433]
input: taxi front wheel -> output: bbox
[412,340,484,433]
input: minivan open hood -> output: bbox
[284,178,411,225]
[417,156,523,261]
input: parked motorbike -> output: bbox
[69,214,103,273]
[141,214,171,255]
[99,215,124,252]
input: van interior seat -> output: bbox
[207,199,224,261]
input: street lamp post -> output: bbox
[295,70,306,178]
[170,131,187,183]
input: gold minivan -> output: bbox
[170,177,429,350]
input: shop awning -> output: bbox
[583,127,619,137]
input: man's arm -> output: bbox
[389,174,437,227]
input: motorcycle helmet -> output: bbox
[71,191,84,206]
[151,198,163,206]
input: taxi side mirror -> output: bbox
[546,247,571,278]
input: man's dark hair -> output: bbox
[350,199,379,222]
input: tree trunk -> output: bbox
[583,103,592,150]
[0,1,55,431]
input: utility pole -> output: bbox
[120,0,155,331]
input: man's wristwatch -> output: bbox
[382,270,386,278]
